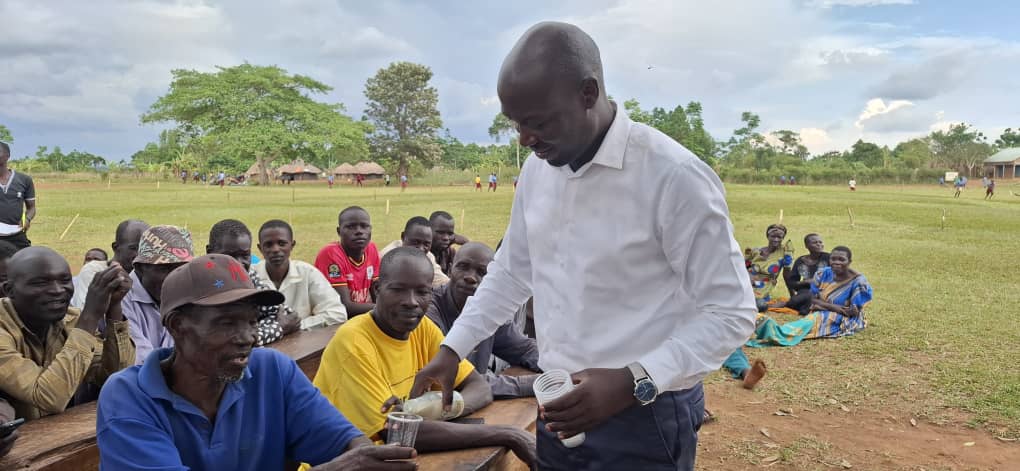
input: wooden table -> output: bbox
[416,397,538,471]
[0,324,340,470]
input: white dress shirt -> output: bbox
[443,108,757,394]
[253,260,348,330]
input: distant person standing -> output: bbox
[400,174,408,192]
[953,176,963,198]
[180,170,187,184]
[217,171,226,188]
[779,175,787,185]
[384,174,391,186]
[475,175,482,191]
[488,172,498,192]
[790,175,796,185]
[327,174,335,189]
[982,175,989,189]
[0,142,37,249]
[985,178,995,200]
[848,178,857,192]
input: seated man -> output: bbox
[0,247,134,421]
[784,233,830,316]
[380,216,449,287]
[315,206,380,317]
[254,220,347,330]
[207,219,300,345]
[429,211,469,276]
[427,242,541,398]
[96,254,415,470]
[313,248,535,465]
[72,219,149,309]
[84,248,108,264]
[122,225,194,364]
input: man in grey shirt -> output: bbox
[0,142,36,249]
[426,242,540,398]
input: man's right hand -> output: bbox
[311,445,417,470]
[408,345,461,410]
[497,426,537,469]
[278,310,301,335]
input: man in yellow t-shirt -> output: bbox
[313,247,535,465]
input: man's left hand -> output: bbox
[540,367,636,439]
[20,220,30,233]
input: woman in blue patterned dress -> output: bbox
[747,246,873,347]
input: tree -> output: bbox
[622,99,716,163]
[995,128,1020,149]
[930,123,991,176]
[142,64,368,185]
[0,124,12,143]
[891,138,933,169]
[489,113,523,169]
[847,140,885,168]
[771,130,809,160]
[363,62,443,176]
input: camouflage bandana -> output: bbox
[133,225,195,265]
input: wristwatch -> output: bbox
[627,362,658,406]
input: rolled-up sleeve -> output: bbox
[640,159,757,392]
[89,319,134,385]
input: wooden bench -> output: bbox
[417,397,537,471]
[0,324,341,470]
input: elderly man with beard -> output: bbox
[96,254,416,470]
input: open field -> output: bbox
[26,178,1020,469]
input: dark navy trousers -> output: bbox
[536,383,705,470]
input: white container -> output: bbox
[402,391,465,421]
[533,369,586,448]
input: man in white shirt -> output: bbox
[380,216,449,287]
[253,220,347,330]
[411,22,756,470]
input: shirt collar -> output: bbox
[433,284,460,331]
[576,104,631,174]
[139,347,253,414]
[125,270,155,305]
[254,260,301,288]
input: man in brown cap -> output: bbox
[121,225,194,364]
[97,254,416,470]
[0,247,134,421]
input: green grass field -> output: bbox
[27,178,1020,436]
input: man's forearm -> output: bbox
[412,421,514,453]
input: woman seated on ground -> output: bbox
[784,233,830,315]
[745,224,794,311]
[747,246,873,348]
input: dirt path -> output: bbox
[697,382,1020,470]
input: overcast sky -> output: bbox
[2,0,1018,161]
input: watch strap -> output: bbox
[627,362,649,384]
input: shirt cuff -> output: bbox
[442,327,479,361]
[66,328,102,356]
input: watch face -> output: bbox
[635,380,657,403]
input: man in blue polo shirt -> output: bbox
[96,254,416,470]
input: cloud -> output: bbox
[868,51,971,100]
[854,98,935,133]
[799,127,834,153]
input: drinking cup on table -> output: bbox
[533,369,586,448]
[385,412,423,448]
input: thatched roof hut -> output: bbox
[352,161,386,176]
[245,161,276,180]
[333,163,357,176]
[277,159,322,181]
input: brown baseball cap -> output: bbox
[160,254,284,318]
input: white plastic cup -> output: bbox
[533,369,586,448]
[385,412,424,448]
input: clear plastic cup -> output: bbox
[533,369,586,448]
[385,412,424,448]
